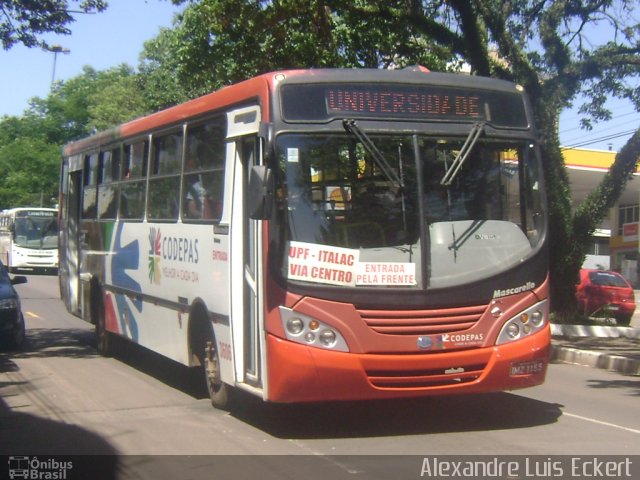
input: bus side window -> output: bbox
[98,148,120,220]
[124,140,148,179]
[148,131,181,221]
[121,145,132,180]
[82,153,98,219]
[182,116,226,222]
[119,141,148,221]
[119,182,145,221]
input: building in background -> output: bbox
[564,147,640,284]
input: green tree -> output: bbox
[0,64,149,209]
[138,27,192,112]
[87,69,149,130]
[0,0,107,49]
[0,130,60,207]
[140,0,452,101]
[26,64,148,141]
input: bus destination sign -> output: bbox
[326,87,482,119]
[280,83,528,127]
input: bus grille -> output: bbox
[366,363,487,389]
[358,304,486,336]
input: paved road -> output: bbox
[1,275,638,479]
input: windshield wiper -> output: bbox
[448,220,485,260]
[343,119,404,190]
[440,122,485,186]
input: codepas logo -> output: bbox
[148,227,201,284]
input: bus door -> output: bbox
[60,156,83,317]
[228,105,265,393]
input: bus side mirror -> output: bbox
[9,224,15,237]
[248,165,274,220]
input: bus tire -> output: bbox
[195,320,230,409]
[92,284,115,356]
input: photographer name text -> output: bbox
[420,457,633,478]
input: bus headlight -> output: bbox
[279,307,349,352]
[319,329,337,347]
[506,323,519,339]
[286,317,304,335]
[496,300,548,345]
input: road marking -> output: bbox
[25,311,40,318]
[565,412,640,434]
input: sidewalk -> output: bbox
[550,323,640,375]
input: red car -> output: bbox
[576,269,636,325]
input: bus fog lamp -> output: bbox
[304,332,316,343]
[286,318,304,335]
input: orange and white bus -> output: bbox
[58,67,549,408]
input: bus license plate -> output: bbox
[510,359,544,376]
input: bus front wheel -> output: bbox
[93,286,115,356]
[202,325,229,409]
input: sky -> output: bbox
[0,1,638,152]
[0,0,183,116]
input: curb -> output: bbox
[550,324,640,375]
[550,323,640,338]
[550,345,640,375]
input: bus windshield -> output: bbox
[276,133,545,289]
[13,212,59,250]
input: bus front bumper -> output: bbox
[265,326,550,403]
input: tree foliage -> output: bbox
[0,64,147,209]
[0,123,61,208]
[140,0,452,102]
[138,27,192,112]
[0,0,107,49]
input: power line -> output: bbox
[562,118,640,146]
[561,129,637,150]
[560,109,640,136]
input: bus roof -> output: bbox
[1,207,58,213]
[62,67,526,156]
[63,74,272,156]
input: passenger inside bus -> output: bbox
[185,176,210,218]
[184,171,223,220]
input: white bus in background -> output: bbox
[0,207,59,274]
